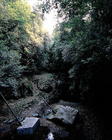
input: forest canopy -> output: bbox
[0,0,112,102]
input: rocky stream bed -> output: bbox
[0,74,103,140]
[0,98,102,140]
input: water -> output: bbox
[46,132,54,140]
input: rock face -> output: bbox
[45,105,79,125]
[33,73,56,93]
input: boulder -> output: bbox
[33,73,56,93]
[45,105,79,125]
[17,117,40,135]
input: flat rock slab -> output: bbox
[17,117,40,135]
[46,105,79,125]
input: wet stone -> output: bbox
[17,117,40,135]
[46,105,79,125]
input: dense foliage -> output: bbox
[0,0,112,105]
[43,0,112,104]
[0,0,46,98]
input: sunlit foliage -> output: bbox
[0,0,44,98]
